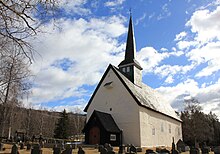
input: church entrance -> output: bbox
[89,126,100,144]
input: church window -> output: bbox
[122,67,126,72]
[110,108,112,111]
[152,128,155,135]
[104,81,113,89]
[110,134,116,141]
[178,127,180,136]
[161,123,164,132]
[127,67,130,72]
[169,124,171,133]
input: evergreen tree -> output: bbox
[54,109,69,139]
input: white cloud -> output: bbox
[157,3,171,20]
[104,0,125,7]
[186,6,220,42]
[28,16,127,105]
[157,79,220,119]
[135,13,147,25]
[175,5,220,78]
[58,0,91,15]
[175,31,187,41]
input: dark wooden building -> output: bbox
[83,110,121,146]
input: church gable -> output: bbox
[84,64,140,121]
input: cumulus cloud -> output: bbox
[58,0,91,15]
[157,78,220,119]
[104,0,125,7]
[175,5,220,78]
[175,31,187,41]
[186,6,220,42]
[28,16,127,106]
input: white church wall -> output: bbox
[87,68,141,146]
[139,106,182,147]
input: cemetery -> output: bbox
[0,138,220,154]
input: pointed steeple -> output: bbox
[118,14,143,87]
[118,15,142,70]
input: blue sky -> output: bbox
[27,0,220,118]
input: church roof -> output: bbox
[118,15,142,70]
[84,110,121,133]
[84,64,181,122]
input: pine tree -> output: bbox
[54,109,69,139]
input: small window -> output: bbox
[178,127,180,136]
[110,134,116,141]
[169,124,171,133]
[152,128,155,135]
[127,67,130,72]
[161,123,164,132]
[110,108,112,111]
[122,67,126,72]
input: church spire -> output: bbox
[124,15,136,63]
[118,14,143,86]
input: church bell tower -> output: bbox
[118,15,143,87]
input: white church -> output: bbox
[83,16,182,147]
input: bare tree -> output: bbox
[0,46,31,137]
[0,0,59,60]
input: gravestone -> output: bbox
[26,143,32,150]
[171,138,179,154]
[20,142,24,149]
[0,143,4,151]
[78,146,85,154]
[130,145,137,153]
[106,144,113,152]
[190,147,200,154]
[201,147,210,154]
[100,147,108,154]
[145,149,156,154]
[53,146,61,154]
[61,146,72,154]
[31,144,42,154]
[11,144,18,154]
[214,146,220,154]
[176,139,186,152]
[99,145,104,152]
[160,148,170,154]
[118,145,125,154]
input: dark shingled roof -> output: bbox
[118,15,142,70]
[94,110,121,133]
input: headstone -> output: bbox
[100,147,108,154]
[201,147,210,154]
[61,146,72,154]
[171,138,179,154]
[31,144,42,154]
[53,147,61,154]
[78,146,85,154]
[190,147,200,154]
[26,143,32,150]
[0,143,4,151]
[20,142,24,149]
[118,145,125,154]
[11,144,18,154]
[214,146,220,154]
[136,147,142,152]
[130,145,137,153]
[99,145,104,152]
[177,139,186,152]
[145,149,156,154]
[185,146,190,152]
[106,144,113,152]
[160,149,170,154]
